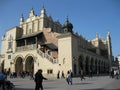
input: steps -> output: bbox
[37,49,58,64]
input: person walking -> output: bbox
[34,69,47,90]
[61,71,65,78]
[80,69,85,81]
[57,71,60,79]
[89,69,93,78]
[66,71,72,85]
[0,71,6,90]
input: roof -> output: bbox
[41,43,58,50]
[16,32,42,40]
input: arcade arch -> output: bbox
[78,55,84,71]
[25,56,34,73]
[15,57,23,72]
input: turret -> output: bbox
[29,8,35,17]
[20,14,24,25]
[107,32,112,58]
[95,33,100,55]
[40,6,47,17]
[106,32,112,71]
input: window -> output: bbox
[48,50,51,55]
[8,42,12,49]
[47,69,53,74]
[8,35,13,50]
[8,55,11,59]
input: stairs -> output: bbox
[37,49,58,64]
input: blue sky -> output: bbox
[0,0,120,57]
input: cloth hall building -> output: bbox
[0,7,113,77]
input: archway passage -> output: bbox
[78,55,84,71]
[15,57,23,72]
[25,56,34,74]
[85,58,89,75]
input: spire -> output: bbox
[66,15,69,22]
[107,32,110,37]
[107,32,111,40]
[20,14,24,25]
[29,8,35,17]
[96,32,99,39]
[40,6,47,17]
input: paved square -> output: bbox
[1,76,119,90]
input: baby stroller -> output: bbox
[5,80,15,90]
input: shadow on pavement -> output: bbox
[73,82,92,85]
[15,87,58,90]
[15,88,34,90]
[79,89,120,90]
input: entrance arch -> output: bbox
[15,57,23,72]
[25,56,34,73]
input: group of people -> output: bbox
[110,69,120,79]
[0,69,46,90]
[64,69,86,85]
[0,69,91,90]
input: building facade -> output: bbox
[0,7,113,77]
[116,55,120,69]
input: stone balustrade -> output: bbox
[16,44,37,52]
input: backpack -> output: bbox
[0,73,5,80]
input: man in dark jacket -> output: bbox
[35,69,47,90]
[0,72,6,90]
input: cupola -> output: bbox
[63,16,73,33]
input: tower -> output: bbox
[106,32,112,71]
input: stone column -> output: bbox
[23,61,25,71]
[12,63,15,72]
[89,61,91,72]
[35,37,38,48]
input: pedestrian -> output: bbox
[61,71,65,78]
[34,69,47,90]
[115,71,119,80]
[80,69,85,81]
[89,69,92,78]
[29,72,34,80]
[0,71,6,90]
[57,71,60,79]
[110,70,114,78]
[66,71,72,85]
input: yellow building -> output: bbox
[0,7,113,77]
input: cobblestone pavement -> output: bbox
[1,76,120,90]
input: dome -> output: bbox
[64,20,73,29]
[63,16,73,33]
